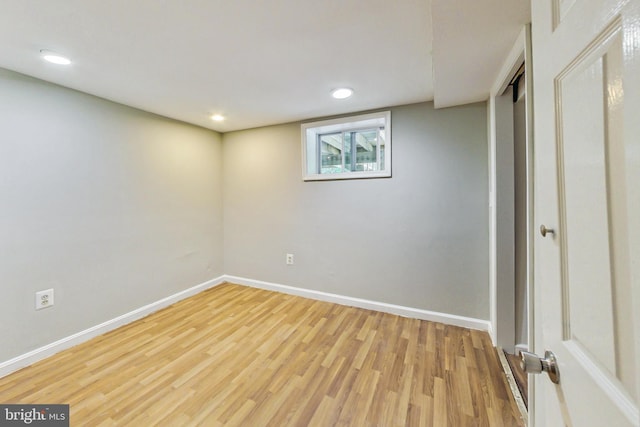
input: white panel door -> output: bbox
[531,0,640,425]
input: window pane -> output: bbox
[379,128,385,170]
[354,129,378,172]
[344,132,352,172]
[320,133,343,174]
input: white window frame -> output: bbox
[301,111,391,181]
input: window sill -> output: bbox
[303,170,391,181]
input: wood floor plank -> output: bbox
[0,283,524,426]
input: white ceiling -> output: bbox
[432,0,531,108]
[0,0,529,133]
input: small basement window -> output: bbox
[301,111,391,181]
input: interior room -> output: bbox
[1,1,639,426]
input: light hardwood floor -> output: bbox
[0,283,524,426]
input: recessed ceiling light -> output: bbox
[40,50,71,65]
[211,114,225,122]
[331,88,353,99]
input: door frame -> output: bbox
[488,25,536,424]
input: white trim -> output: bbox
[0,276,226,379]
[486,318,494,338]
[488,26,528,348]
[488,97,497,345]
[223,275,490,331]
[491,28,526,97]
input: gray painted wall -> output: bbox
[1,70,490,365]
[223,102,489,319]
[0,69,224,361]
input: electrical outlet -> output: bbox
[35,289,54,310]
[286,253,294,265]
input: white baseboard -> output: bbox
[223,275,491,332]
[0,276,226,379]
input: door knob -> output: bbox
[520,350,560,384]
[540,224,555,237]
